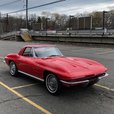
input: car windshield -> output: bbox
[34,47,63,58]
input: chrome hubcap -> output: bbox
[46,74,58,93]
[10,62,16,75]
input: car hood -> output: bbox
[36,56,107,79]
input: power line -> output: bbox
[6,0,66,14]
[0,0,22,7]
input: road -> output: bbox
[0,40,114,114]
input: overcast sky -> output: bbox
[0,0,114,16]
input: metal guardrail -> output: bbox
[30,29,114,36]
[0,31,16,40]
[0,29,114,40]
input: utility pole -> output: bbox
[26,0,28,29]
[6,13,9,32]
[102,11,108,36]
[0,13,3,34]
[84,17,85,30]
[90,16,92,30]
[103,11,105,31]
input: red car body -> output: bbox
[5,45,108,94]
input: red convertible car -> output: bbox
[5,44,108,95]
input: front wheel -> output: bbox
[9,61,18,77]
[45,73,61,95]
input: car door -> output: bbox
[18,47,35,75]
[18,47,43,79]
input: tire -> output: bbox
[9,61,18,77]
[45,73,61,95]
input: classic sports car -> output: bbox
[5,44,108,95]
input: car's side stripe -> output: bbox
[18,70,44,82]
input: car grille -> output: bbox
[66,73,106,82]
[86,73,106,80]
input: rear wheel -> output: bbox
[9,61,18,77]
[45,73,61,95]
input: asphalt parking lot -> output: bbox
[0,40,114,114]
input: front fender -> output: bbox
[5,54,19,65]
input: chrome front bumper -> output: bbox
[60,73,109,85]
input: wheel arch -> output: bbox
[8,60,13,65]
[8,60,18,69]
[43,70,59,81]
